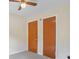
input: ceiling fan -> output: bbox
[9,0,37,10]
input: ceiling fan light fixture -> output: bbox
[9,0,37,10]
[21,2,27,8]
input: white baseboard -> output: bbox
[9,49,28,55]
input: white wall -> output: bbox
[9,13,27,55]
[56,11,70,59]
[37,19,43,55]
[26,6,70,59]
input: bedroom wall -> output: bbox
[9,13,27,55]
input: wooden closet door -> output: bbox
[43,16,56,58]
[28,21,38,53]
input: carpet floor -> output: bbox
[9,51,54,59]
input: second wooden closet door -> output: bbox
[28,21,38,53]
[43,16,56,58]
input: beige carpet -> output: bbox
[9,51,54,59]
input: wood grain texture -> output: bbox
[28,21,38,53]
[43,16,56,58]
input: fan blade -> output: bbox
[26,2,37,6]
[18,6,22,10]
[9,0,21,2]
[21,0,25,2]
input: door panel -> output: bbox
[28,21,38,53]
[43,16,56,58]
